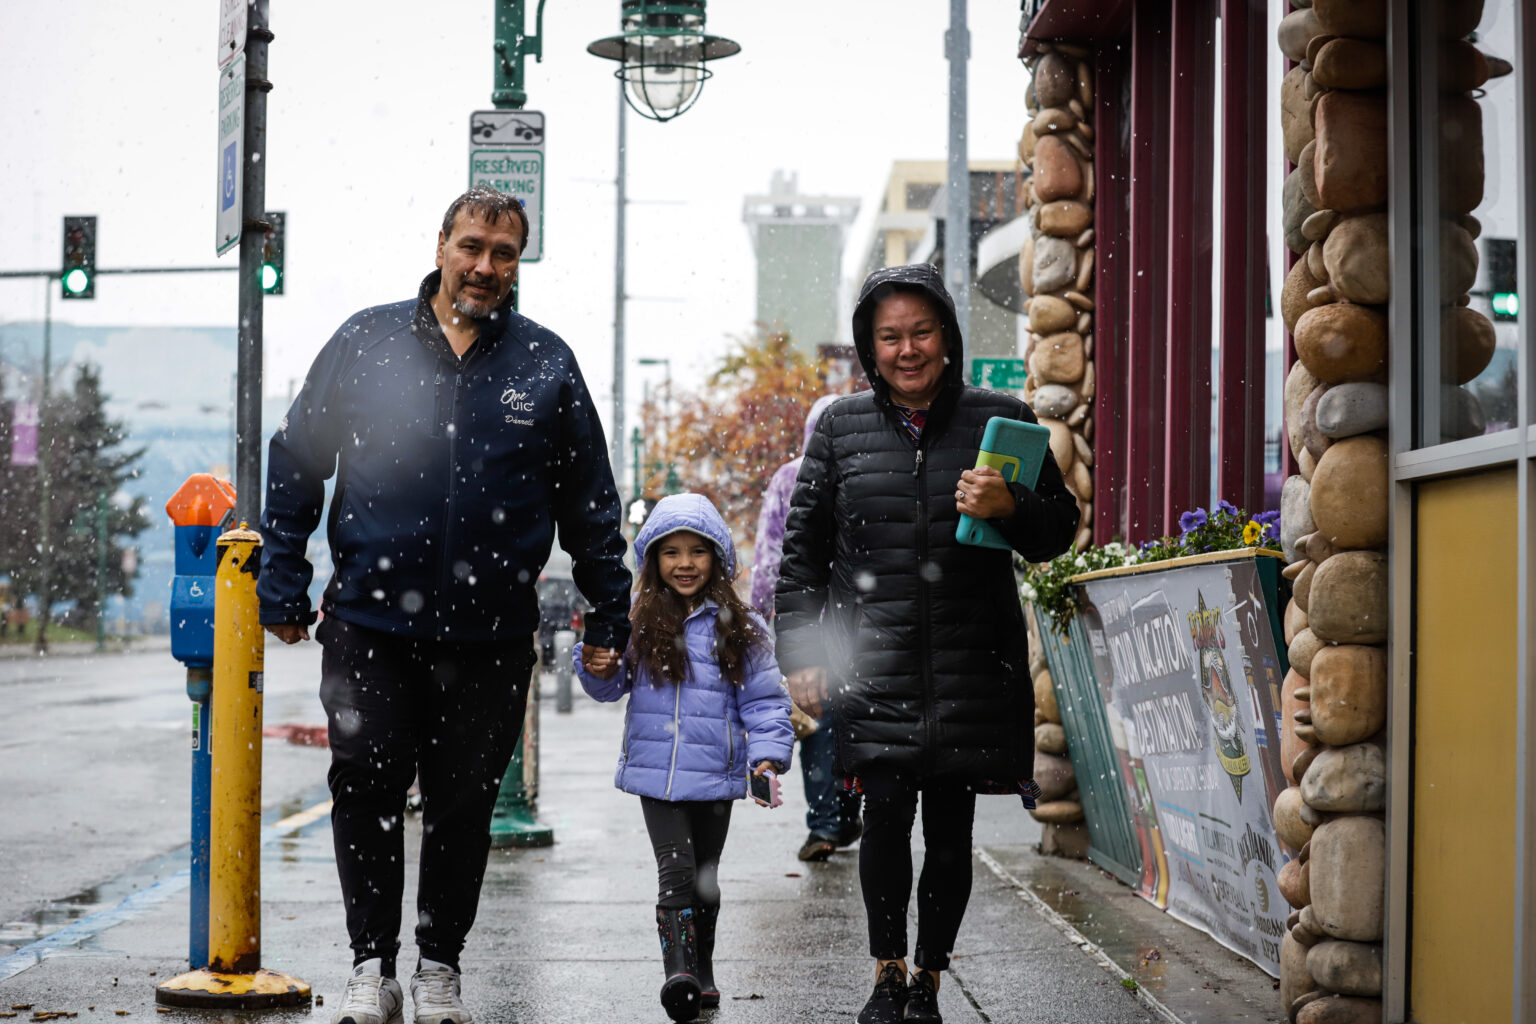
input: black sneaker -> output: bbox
[904,971,941,1023]
[856,963,908,1024]
[798,833,838,862]
[834,818,864,847]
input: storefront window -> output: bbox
[1415,0,1522,446]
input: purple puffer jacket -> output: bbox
[750,395,840,615]
[575,493,794,802]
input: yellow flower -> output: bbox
[1243,521,1261,545]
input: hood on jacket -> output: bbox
[849,262,966,405]
[636,493,738,579]
[801,394,839,451]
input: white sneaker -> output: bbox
[332,960,404,1024]
[410,960,473,1024]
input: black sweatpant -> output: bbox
[639,796,734,910]
[318,616,533,973]
[858,773,977,971]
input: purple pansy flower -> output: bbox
[1179,508,1208,534]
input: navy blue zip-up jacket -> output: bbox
[257,271,633,649]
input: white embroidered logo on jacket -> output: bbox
[501,385,536,425]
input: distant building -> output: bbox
[742,171,860,357]
[851,160,1028,375]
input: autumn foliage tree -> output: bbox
[634,327,862,549]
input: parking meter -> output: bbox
[167,475,237,679]
[164,473,236,969]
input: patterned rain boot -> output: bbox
[655,906,702,1022]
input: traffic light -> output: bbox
[1486,237,1517,321]
[261,211,285,295]
[61,216,97,300]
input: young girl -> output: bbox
[575,492,794,1023]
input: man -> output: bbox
[259,187,632,1024]
[749,393,863,862]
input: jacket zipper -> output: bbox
[726,716,735,774]
[664,679,683,799]
[914,443,938,775]
[435,368,463,637]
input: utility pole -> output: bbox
[235,0,273,525]
[612,81,627,489]
[35,286,52,653]
[945,0,972,345]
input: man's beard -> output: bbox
[451,275,499,318]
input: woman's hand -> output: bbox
[582,645,620,680]
[957,465,1016,519]
[752,760,777,778]
[786,667,828,717]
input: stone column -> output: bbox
[1274,3,1499,1022]
[1020,41,1097,857]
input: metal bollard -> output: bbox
[554,628,576,713]
[155,524,310,1009]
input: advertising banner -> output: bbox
[10,401,38,467]
[1072,554,1290,976]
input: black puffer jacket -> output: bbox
[774,264,1079,782]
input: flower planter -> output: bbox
[1032,547,1293,976]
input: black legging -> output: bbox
[640,797,734,910]
[858,773,977,971]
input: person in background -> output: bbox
[750,393,863,862]
[775,263,1079,1024]
[259,186,632,1024]
[578,492,794,1022]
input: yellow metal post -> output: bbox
[155,524,310,1009]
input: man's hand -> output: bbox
[957,465,1017,519]
[787,667,828,718]
[582,645,621,680]
[265,623,310,645]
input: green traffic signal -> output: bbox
[1492,291,1519,321]
[61,215,97,300]
[261,211,285,295]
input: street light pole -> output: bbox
[944,0,972,345]
[612,81,628,486]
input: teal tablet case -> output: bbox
[955,416,1052,550]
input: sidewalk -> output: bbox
[0,635,170,660]
[0,678,1282,1023]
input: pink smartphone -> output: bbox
[750,770,783,808]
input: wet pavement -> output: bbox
[0,642,1283,1022]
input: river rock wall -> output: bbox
[1274,3,1497,1022]
[1020,40,1098,857]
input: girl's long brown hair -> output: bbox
[629,533,764,687]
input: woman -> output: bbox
[774,263,1079,1024]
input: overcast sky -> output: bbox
[0,2,1031,435]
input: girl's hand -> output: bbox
[750,761,783,808]
[957,465,1016,519]
[582,645,620,680]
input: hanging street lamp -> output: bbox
[587,1,740,122]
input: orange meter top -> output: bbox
[165,473,237,527]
